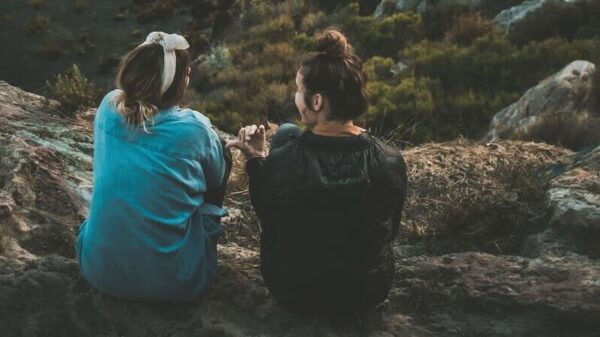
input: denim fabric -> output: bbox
[76,90,226,302]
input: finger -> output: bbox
[239,128,246,143]
[246,125,258,141]
[225,140,243,149]
[258,124,266,135]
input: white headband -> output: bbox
[140,32,190,95]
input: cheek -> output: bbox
[294,92,303,110]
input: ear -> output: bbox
[312,93,323,112]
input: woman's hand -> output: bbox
[225,124,267,160]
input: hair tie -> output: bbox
[140,32,190,95]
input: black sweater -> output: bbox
[246,131,407,316]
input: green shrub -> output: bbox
[23,14,50,35]
[73,0,90,13]
[47,65,101,114]
[345,7,421,58]
[446,12,496,46]
[249,15,295,42]
[509,0,600,45]
[366,77,439,144]
[365,56,396,81]
[513,111,600,151]
[27,0,46,10]
[36,40,64,60]
[136,0,175,23]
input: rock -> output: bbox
[547,145,600,235]
[493,0,585,31]
[394,252,600,335]
[0,81,92,259]
[373,0,520,18]
[493,0,548,30]
[485,60,596,141]
[374,0,473,17]
[1,81,600,336]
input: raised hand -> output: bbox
[225,124,267,160]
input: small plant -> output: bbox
[27,0,46,10]
[136,0,175,24]
[446,12,495,46]
[36,40,64,59]
[46,64,101,114]
[23,14,50,35]
[73,0,90,13]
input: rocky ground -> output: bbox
[1,81,599,336]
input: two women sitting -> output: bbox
[76,28,407,316]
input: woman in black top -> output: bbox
[227,27,407,317]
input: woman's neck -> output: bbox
[312,119,364,137]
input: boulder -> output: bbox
[373,0,521,18]
[485,60,596,141]
[493,0,548,30]
[546,145,600,236]
[493,0,586,31]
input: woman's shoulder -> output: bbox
[100,89,122,107]
[166,108,216,142]
[173,108,212,129]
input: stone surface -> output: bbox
[1,81,600,336]
[494,0,585,31]
[494,0,548,30]
[485,60,596,141]
[374,0,483,17]
[373,0,524,18]
[547,145,600,235]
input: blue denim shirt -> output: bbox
[76,90,225,301]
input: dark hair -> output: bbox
[298,27,368,121]
[114,44,190,126]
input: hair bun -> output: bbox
[315,28,352,59]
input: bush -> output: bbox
[446,12,495,46]
[366,77,439,144]
[509,0,600,45]
[36,40,64,60]
[249,14,295,42]
[513,111,600,151]
[47,65,101,114]
[136,0,175,23]
[345,7,421,58]
[23,14,50,35]
[27,0,46,10]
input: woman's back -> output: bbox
[77,90,226,301]
[252,131,407,315]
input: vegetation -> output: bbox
[514,111,600,151]
[185,0,600,147]
[27,0,46,11]
[46,65,101,115]
[23,14,50,35]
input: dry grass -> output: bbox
[401,139,572,255]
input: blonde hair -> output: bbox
[114,43,190,132]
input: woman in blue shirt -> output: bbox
[76,32,230,302]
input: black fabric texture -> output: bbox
[246,131,408,316]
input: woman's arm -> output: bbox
[226,125,268,220]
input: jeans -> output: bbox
[271,123,302,151]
